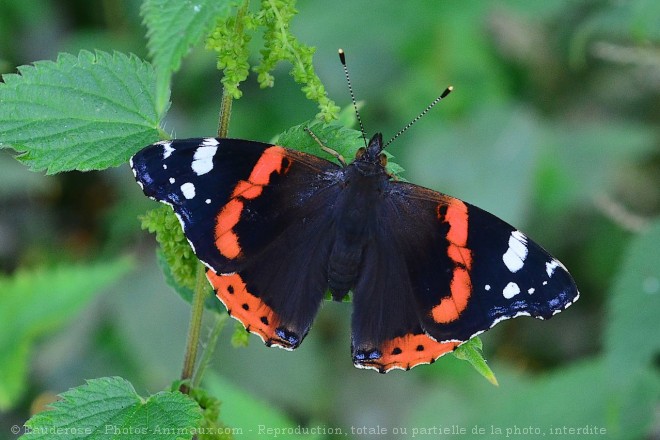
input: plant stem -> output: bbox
[179,0,248,394]
[179,263,210,394]
[192,314,228,388]
[217,92,233,138]
[217,0,248,137]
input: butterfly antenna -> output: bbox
[338,49,368,148]
[384,86,453,148]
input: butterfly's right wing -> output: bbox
[351,181,579,372]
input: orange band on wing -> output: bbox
[214,146,291,260]
[231,180,263,199]
[432,199,473,324]
[207,270,283,345]
[247,146,290,186]
[357,334,459,372]
[215,199,244,259]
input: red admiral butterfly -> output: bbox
[131,51,579,373]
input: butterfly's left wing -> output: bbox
[351,182,579,372]
[131,138,343,349]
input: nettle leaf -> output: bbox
[0,51,164,174]
[0,259,132,410]
[22,377,202,440]
[142,0,232,113]
[275,119,405,177]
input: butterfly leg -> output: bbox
[304,126,347,166]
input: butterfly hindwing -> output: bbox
[350,232,460,371]
[131,138,343,349]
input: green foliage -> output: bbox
[254,0,340,121]
[189,387,234,440]
[276,118,405,176]
[205,1,256,100]
[156,249,225,314]
[141,205,198,292]
[1,0,658,438]
[0,51,164,174]
[453,337,497,386]
[230,322,250,348]
[22,377,202,440]
[0,259,132,410]
[276,119,363,163]
[206,0,340,121]
[142,0,232,114]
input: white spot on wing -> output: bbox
[205,199,211,204]
[502,230,528,273]
[503,282,520,299]
[169,177,175,184]
[202,138,220,147]
[161,141,174,159]
[528,288,535,294]
[485,284,491,291]
[546,259,560,277]
[192,145,218,176]
[181,182,196,199]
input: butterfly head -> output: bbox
[355,133,388,169]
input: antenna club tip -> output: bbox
[440,86,453,99]
[338,49,346,64]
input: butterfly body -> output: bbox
[131,132,579,372]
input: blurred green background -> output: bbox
[1,0,658,439]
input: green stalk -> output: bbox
[192,314,229,388]
[179,263,210,393]
[179,0,250,394]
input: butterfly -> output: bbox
[130,51,579,373]
[130,132,579,372]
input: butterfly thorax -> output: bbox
[327,135,390,301]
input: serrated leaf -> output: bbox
[0,50,164,174]
[22,377,202,440]
[275,119,404,177]
[142,0,232,114]
[0,259,132,410]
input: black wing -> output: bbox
[351,182,579,372]
[131,138,343,349]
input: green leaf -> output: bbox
[0,50,165,174]
[142,0,232,114]
[275,119,404,177]
[453,337,498,386]
[0,259,132,410]
[142,205,198,292]
[22,377,202,440]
